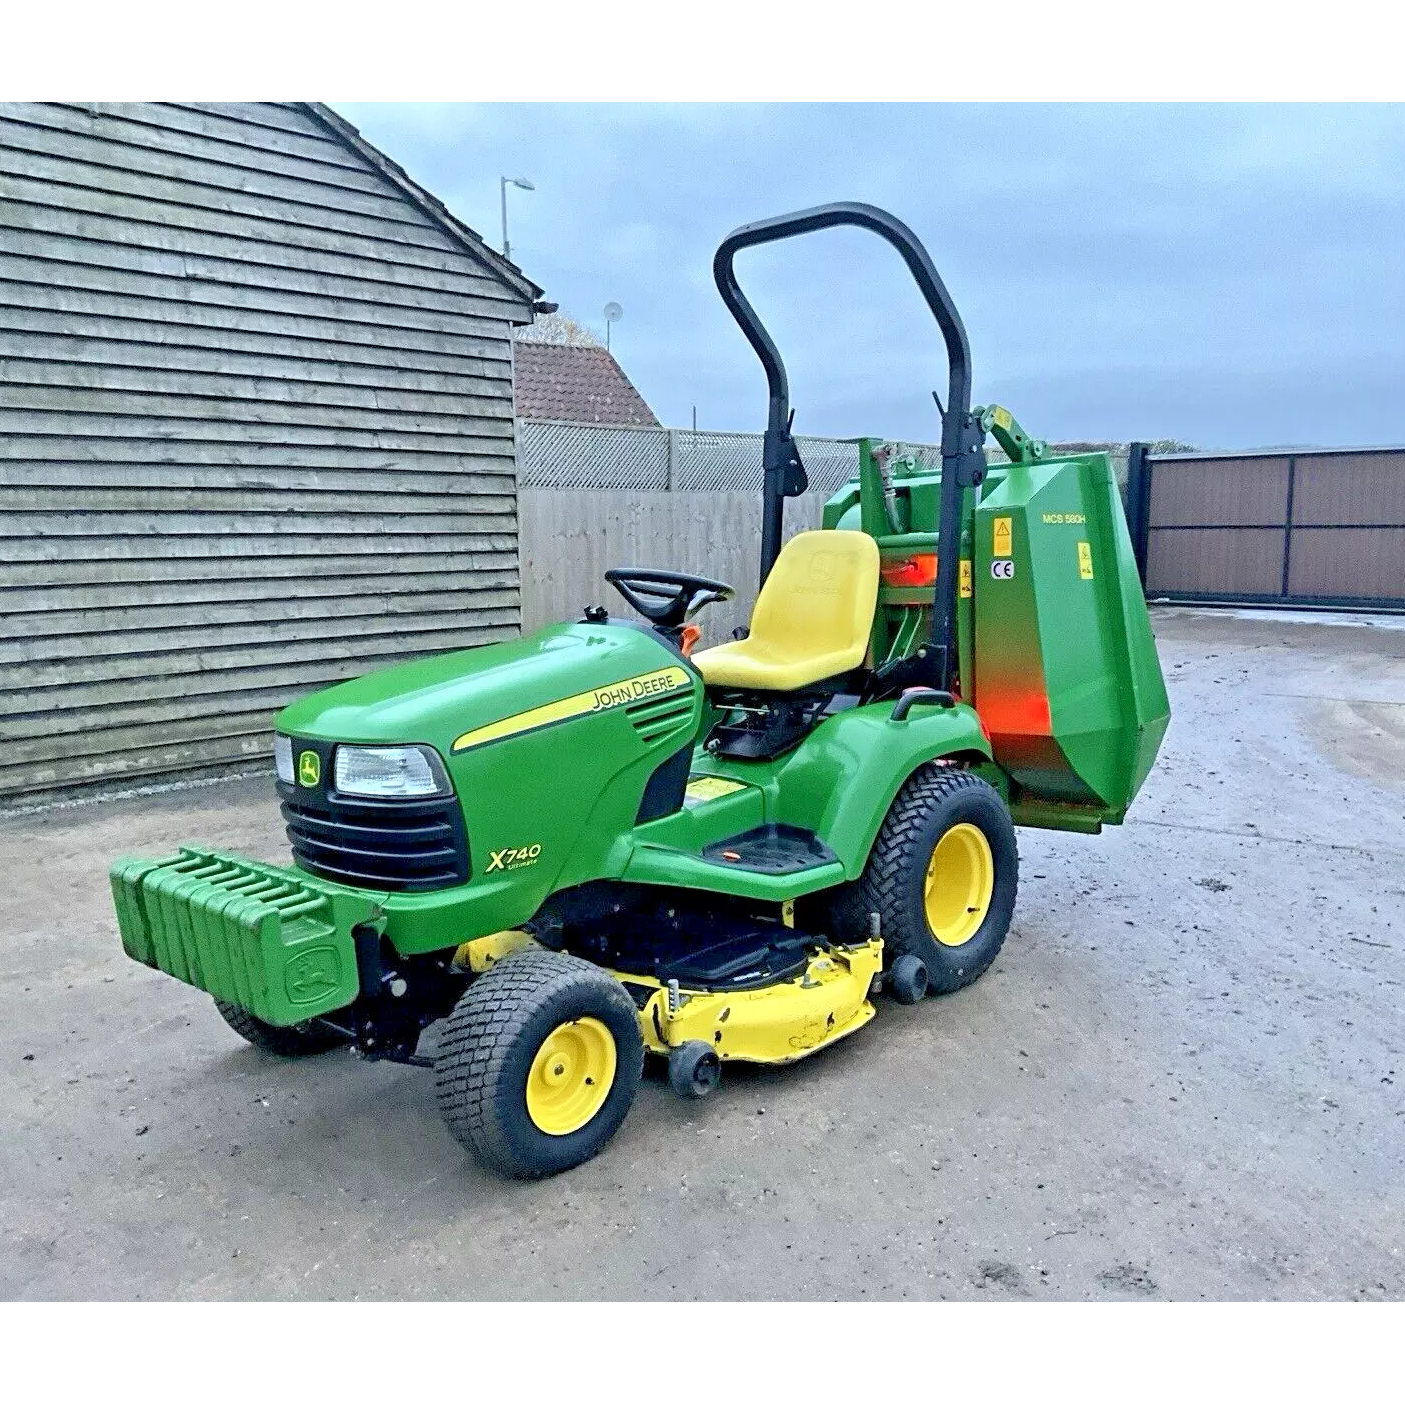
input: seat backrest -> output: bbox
[749,530,880,665]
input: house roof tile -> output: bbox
[513,341,660,427]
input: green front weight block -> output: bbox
[111,847,380,1026]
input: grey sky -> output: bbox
[336,103,1405,450]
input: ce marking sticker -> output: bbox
[990,560,1015,580]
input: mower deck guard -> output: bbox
[111,847,378,1026]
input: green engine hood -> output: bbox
[275,620,704,935]
[275,622,688,753]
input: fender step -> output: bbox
[700,823,838,874]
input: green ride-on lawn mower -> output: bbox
[111,203,1170,1179]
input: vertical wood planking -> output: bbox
[518,489,832,639]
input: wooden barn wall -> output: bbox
[0,102,532,798]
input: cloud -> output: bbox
[334,102,1405,449]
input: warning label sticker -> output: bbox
[1078,541,1094,580]
[959,559,973,598]
[993,516,1013,558]
[685,775,748,808]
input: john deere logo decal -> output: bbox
[297,750,320,787]
[451,666,692,753]
[285,946,342,1005]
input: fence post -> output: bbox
[1124,441,1153,588]
[666,428,679,490]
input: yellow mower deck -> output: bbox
[454,931,882,1066]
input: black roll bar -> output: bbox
[712,201,983,694]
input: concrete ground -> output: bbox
[3,607,1402,1301]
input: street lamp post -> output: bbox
[499,175,534,262]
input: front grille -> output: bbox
[279,787,469,893]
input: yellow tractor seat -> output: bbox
[693,530,880,692]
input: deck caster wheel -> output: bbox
[668,1040,721,1099]
[888,953,929,1004]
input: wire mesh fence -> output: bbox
[517,419,942,494]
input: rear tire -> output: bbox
[435,949,643,1179]
[213,999,350,1057]
[869,767,1017,992]
[809,767,1018,995]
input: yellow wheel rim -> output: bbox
[525,1017,616,1136]
[923,822,995,947]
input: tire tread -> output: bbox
[213,998,349,1057]
[434,949,642,1179]
[859,765,1018,993]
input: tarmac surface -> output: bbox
[3,606,1403,1300]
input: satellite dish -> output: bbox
[603,302,623,350]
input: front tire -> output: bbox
[213,999,351,1057]
[434,949,643,1179]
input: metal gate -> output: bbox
[1124,443,1405,610]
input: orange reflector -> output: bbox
[880,553,938,588]
[977,687,1052,737]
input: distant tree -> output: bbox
[515,311,604,348]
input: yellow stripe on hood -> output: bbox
[450,665,690,753]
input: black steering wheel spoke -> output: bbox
[603,568,735,630]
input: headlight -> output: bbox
[273,734,294,785]
[333,745,450,799]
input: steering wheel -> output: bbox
[604,568,735,630]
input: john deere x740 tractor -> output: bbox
[111,203,1169,1178]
